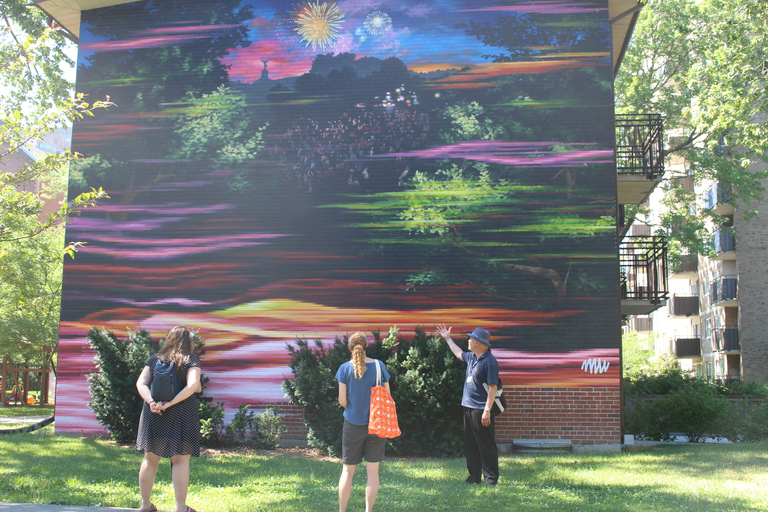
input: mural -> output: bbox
[58,0,619,433]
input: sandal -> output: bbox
[138,505,157,512]
[175,507,197,512]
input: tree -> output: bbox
[0,0,110,365]
[615,0,768,260]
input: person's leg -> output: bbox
[463,407,482,483]
[364,462,380,512]
[338,464,357,512]
[170,454,191,511]
[138,451,161,510]
[476,414,499,485]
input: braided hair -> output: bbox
[348,331,368,379]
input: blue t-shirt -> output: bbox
[335,360,391,425]
[461,351,499,410]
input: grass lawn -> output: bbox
[0,405,54,418]
[1,426,767,511]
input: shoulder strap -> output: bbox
[375,359,382,386]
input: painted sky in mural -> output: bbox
[58,0,618,432]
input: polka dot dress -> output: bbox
[136,354,201,457]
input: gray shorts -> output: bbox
[341,419,386,465]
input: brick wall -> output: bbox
[735,155,768,382]
[496,387,621,445]
[273,401,309,441]
[272,387,622,446]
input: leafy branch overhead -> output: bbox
[0,0,112,365]
[615,0,768,259]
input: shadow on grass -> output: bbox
[1,431,766,511]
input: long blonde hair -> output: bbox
[348,331,368,379]
[156,325,194,366]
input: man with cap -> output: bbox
[436,323,499,486]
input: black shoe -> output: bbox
[463,478,481,485]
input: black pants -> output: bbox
[463,406,499,484]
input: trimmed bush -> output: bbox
[625,381,732,442]
[251,406,287,449]
[87,328,158,442]
[87,327,209,443]
[283,327,465,457]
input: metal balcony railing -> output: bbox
[710,276,738,304]
[714,327,740,352]
[671,254,697,274]
[704,181,733,211]
[629,316,653,332]
[669,294,699,317]
[615,114,665,179]
[620,235,669,303]
[713,229,736,254]
[675,337,702,358]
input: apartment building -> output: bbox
[626,136,768,384]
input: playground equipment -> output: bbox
[1,356,52,406]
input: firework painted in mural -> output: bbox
[59,0,618,433]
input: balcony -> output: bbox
[710,276,738,305]
[675,337,701,359]
[620,235,669,315]
[669,254,698,280]
[616,114,665,205]
[713,229,736,260]
[628,316,653,332]
[669,294,699,318]
[714,327,740,352]
[704,182,734,215]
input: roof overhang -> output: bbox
[34,0,135,41]
[37,0,642,77]
[610,0,644,77]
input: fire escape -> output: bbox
[616,114,668,315]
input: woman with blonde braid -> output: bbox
[335,332,391,512]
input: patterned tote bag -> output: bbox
[368,360,401,439]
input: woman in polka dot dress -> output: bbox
[136,325,202,512]
[335,331,391,512]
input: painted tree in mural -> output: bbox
[316,11,617,350]
[69,0,258,206]
[615,0,768,259]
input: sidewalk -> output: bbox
[0,415,51,424]
[0,505,134,512]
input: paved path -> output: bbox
[0,415,51,424]
[0,504,135,511]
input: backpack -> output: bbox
[150,358,182,402]
[483,377,507,415]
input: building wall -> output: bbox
[735,159,768,382]
[57,0,622,446]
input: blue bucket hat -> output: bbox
[467,327,491,347]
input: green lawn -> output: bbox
[1,426,767,511]
[0,405,54,418]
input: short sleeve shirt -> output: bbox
[335,360,391,425]
[461,350,499,410]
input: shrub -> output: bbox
[87,328,158,442]
[283,327,465,457]
[251,405,287,449]
[282,337,349,456]
[625,381,732,442]
[200,401,226,446]
[88,327,209,443]
[226,404,255,443]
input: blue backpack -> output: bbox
[150,359,182,402]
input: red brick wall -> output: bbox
[496,387,621,445]
[274,401,309,441]
[273,387,621,446]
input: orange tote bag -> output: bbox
[368,360,401,439]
